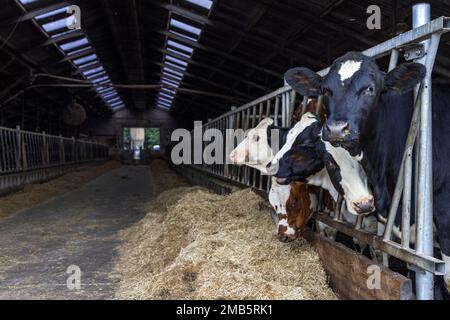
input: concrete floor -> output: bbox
[0,166,153,300]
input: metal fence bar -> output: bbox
[0,126,109,176]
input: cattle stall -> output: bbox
[176,5,449,300]
[0,125,108,196]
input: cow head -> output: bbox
[266,112,321,179]
[268,113,374,215]
[229,117,274,173]
[270,180,315,242]
[284,52,426,154]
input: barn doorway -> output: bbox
[123,127,161,160]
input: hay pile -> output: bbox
[115,161,336,300]
[0,161,121,218]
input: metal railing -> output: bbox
[0,126,109,175]
[181,13,450,300]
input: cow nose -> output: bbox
[325,121,351,141]
[278,234,289,243]
[229,151,236,162]
[352,197,375,214]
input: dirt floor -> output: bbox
[0,164,153,299]
[114,160,336,300]
[0,161,122,219]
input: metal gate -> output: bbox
[181,7,449,300]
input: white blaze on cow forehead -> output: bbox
[323,139,373,215]
[338,60,362,82]
[268,178,291,215]
[270,112,318,168]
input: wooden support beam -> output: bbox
[303,228,413,300]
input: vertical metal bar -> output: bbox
[316,95,324,116]
[281,93,286,127]
[274,96,280,126]
[258,103,264,190]
[402,146,412,248]
[388,49,399,71]
[301,96,308,115]
[287,90,296,127]
[413,2,436,301]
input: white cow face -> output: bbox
[229,118,274,174]
[322,141,375,215]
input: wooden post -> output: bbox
[302,228,413,300]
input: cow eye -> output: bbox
[363,86,376,96]
[253,135,260,142]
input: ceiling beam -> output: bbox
[0,0,71,27]
[149,44,267,91]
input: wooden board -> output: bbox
[303,228,413,300]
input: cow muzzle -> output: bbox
[351,197,375,214]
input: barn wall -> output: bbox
[81,109,178,148]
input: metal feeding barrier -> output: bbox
[0,125,108,175]
[182,6,449,300]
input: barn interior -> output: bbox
[0,0,449,301]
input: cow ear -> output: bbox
[384,63,426,93]
[285,67,322,97]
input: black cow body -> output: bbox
[283,51,450,296]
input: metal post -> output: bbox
[413,2,435,300]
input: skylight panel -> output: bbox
[167,47,191,59]
[162,79,180,87]
[169,30,198,43]
[86,70,106,78]
[158,101,172,108]
[185,0,213,10]
[60,38,89,51]
[42,15,77,33]
[158,105,171,110]
[163,72,182,81]
[18,0,39,5]
[102,92,118,99]
[91,76,109,84]
[110,101,124,108]
[159,96,173,103]
[160,93,174,101]
[36,7,69,20]
[51,29,77,39]
[73,54,97,65]
[167,40,193,54]
[163,67,184,77]
[166,55,188,67]
[106,98,121,105]
[170,18,201,36]
[83,66,104,76]
[165,61,187,71]
[78,60,99,69]
[96,87,114,95]
[66,46,92,56]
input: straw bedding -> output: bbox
[0,161,121,218]
[114,160,336,300]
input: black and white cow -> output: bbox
[284,51,450,293]
[267,112,375,216]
